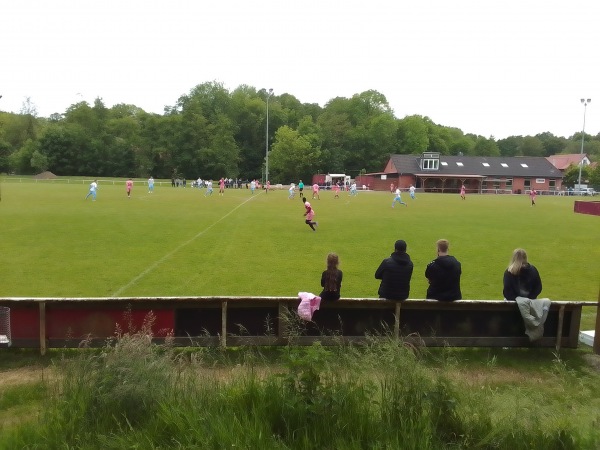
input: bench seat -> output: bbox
[0,297,597,354]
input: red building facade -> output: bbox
[357,153,563,194]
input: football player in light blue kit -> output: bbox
[148,176,154,193]
[349,182,358,196]
[205,180,213,196]
[392,188,407,208]
[409,185,416,200]
[85,180,98,201]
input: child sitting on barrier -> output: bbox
[320,253,343,301]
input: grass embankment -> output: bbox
[1,317,599,449]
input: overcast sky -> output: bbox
[2,0,598,140]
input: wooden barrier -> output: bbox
[0,297,597,355]
[574,200,600,216]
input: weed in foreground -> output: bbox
[2,318,599,449]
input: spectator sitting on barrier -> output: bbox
[503,248,542,301]
[375,240,413,300]
[320,253,343,301]
[425,239,462,301]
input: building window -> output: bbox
[493,181,500,189]
[422,159,439,170]
[521,163,528,168]
[501,163,508,168]
[549,179,556,189]
[482,162,490,167]
[456,162,464,167]
[441,161,448,166]
[524,179,531,189]
[535,178,545,184]
[505,178,513,188]
[420,152,440,171]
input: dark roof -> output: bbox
[387,155,563,178]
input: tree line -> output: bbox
[1,82,599,186]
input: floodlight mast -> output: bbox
[577,99,591,189]
[265,88,273,185]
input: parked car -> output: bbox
[573,187,596,196]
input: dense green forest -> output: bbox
[1,81,599,185]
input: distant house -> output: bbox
[356,153,564,193]
[546,154,591,173]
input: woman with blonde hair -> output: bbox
[320,253,343,301]
[503,248,542,301]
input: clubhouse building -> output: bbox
[356,153,564,194]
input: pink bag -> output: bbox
[297,292,321,321]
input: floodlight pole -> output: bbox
[265,88,273,185]
[577,99,591,189]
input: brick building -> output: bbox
[356,153,564,194]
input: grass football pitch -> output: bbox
[0,179,598,304]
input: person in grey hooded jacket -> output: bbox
[425,239,462,301]
[375,240,414,300]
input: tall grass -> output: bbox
[2,316,597,449]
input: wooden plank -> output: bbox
[416,336,561,347]
[394,302,401,338]
[0,296,592,303]
[170,337,220,347]
[0,297,595,351]
[3,339,40,348]
[556,304,565,352]
[318,302,396,311]
[595,287,600,355]
[227,336,283,346]
[39,302,46,356]
[271,335,560,348]
[567,305,582,348]
[278,301,287,339]
[46,337,220,348]
[35,334,568,349]
[290,336,378,346]
[221,301,227,348]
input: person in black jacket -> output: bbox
[375,240,414,300]
[502,248,542,301]
[425,239,462,301]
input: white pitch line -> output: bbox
[111,194,259,297]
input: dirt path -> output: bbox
[0,366,57,387]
